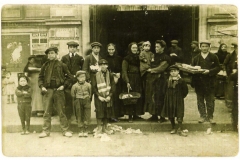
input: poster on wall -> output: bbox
[1,34,31,72]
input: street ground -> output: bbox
[2,131,239,157]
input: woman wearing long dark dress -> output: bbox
[23,55,44,116]
[122,42,144,122]
[215,43,229,98]
[104,43,123,122]
[144,40,171,122]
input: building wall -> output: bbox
[199,5,237,53]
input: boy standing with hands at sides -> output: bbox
[71,71,91,137]
[15,75,32,135]
[161,65,188,137]
[139,41,154,77]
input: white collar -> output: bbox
[92,52,99,61]
[201,52,209,59]
[69,52,76,57]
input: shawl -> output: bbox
[124,53,140,67]
[167,74,181,88]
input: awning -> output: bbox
[216,25,238,37]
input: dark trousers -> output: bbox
[18,103,32,130]
[74,98,91,127]
[42,89,69,134]
[64,89,75,120]
[195,84,215,119]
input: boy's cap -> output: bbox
[168,65,179,71]
[200,40,211,45]
[171,40,178,44]
[76,70,86,77]
[45,47,58,54]
[98,59,108,65]
[91,42,102,48]
[191,41,199,45]
[67,41,79,47]
[143,41,151,46]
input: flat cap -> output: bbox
[45,47,58,54]
[171,40,178,44]
[76,70,86,77]
[91,42,102,48]
[168,65,179,71]
[98,59,108,65]
[191,41,199,45]
[232,42,238,46]
[67,41,79,47]
[199,40,211,45]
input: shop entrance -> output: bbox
[91,5,199,64]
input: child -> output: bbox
[161,65,188,137]
[139,41,154,77]
[2,71,16,103]
[15,75,32,135]
[71,70,91,137]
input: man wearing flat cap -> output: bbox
[190,41,201,61]
[61,41,84,122]
[167,39,183,65]
[91,59,115,135]
[83,42,103,98]
[38,46,74,138]
[191,40,220,124]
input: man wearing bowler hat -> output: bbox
[83,42,103,96]
[190,41,201,61]
[61,41,84,122]
[191,40,220,124]
[167,40,183,65]
[38,46,74,138]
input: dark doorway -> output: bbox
[91,5,199,64]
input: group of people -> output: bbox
[9,38,238,138]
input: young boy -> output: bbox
[15,75,32,135]
[161,65,188,137]
[71,70,91,137]
[139,41,154,77]
[2,71,16,104]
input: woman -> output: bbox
[144,40,171,122]
[122,42,144,122]
[23,55,44,117]
[215,43,229,98]
[104,43,123,122]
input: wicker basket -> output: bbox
[119,92,141,105]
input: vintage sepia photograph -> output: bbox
[1,1,239,157]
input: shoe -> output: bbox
[39,132,49,138]
[198,117,206,123]
[209,118,216,124]
[83,132,88,137]
[25,130,30,135]
[64,132,72,137]
[158,117,167,123]
[178,130,188,137]
[170,129,176,134]
[20,131,25,135]
[78,132,84,137]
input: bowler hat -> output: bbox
[171,40,178,44]
[45,47,58,54]
[200,40,211,46]
[76,70,86,77]
[98,59,108,65]
[67,41,79,47]
[191,41,199,45]
[91,42,102,48]
[168,65,179,71]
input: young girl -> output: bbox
[15,75,32,135]
[161,65,188,137]
[139,41,154,77]
[71,71,91,137]
[2,71,16,104]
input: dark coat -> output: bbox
[161,78,188,118]
[15,85,32,104]
[61,53,84,76]
[167,46,183,65]
[92,71,115,119]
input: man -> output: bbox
[167,40,183,65]
[191,40,220,124]
[82,42,102,97]
[61,41,84,121]
[190,41,201,61]
[92,59,115,135]
[38,47,74,138]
